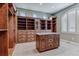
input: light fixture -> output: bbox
[33,14,37,17]
[43,16,46,19]
[40,3,43,5]
[52,6,55,8]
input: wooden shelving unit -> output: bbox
[0,3,16,56]
[47,20,51,30]
[17,16,52,43]
[18,17,26,30]
[52,17,56,32]
[26,18,35,30]
[40,20,45,30]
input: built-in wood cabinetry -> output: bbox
[17,16,52,43]
[36,33,60,52]
[47,20,51,30]
[18,17,26,30]
[0,3,16,56]
[26,18,35,30]
[40,20,46,30]
[52,17,56,32]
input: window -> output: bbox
[61,10,76,33]
[68,10,76,32]
[77,10,79,32]
[61,13,67,32]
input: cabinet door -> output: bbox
[0,4,7,29]
[47,39,54,49]
[40,36,46,51]
[53,35,59,48]
[46,35,54,49]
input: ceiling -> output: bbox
[14,3,74,14]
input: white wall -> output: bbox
[16,8,51,19]
[55,4,79,43]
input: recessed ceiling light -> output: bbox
[40,3,43,5]
[33,14,37,17]
[52,7,55,8]
[43,16,47,19]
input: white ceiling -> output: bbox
[14,3,74,14]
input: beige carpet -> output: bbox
[12,39,79,56]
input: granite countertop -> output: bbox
[36,32,59,35]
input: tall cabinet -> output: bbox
[8,3,17,55]
[0,3,16,56]
[52,17,57,32]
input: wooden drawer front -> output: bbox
[27,34,35,39]
[18,33,27,43]
[47,38,54,49]
[27,34,35,37]
[26,30,35,33]
[18,34,26,39]
[48,39,54,43]
[18,30,27,42]
[27,38,35,42]
[27,31,35,35]
[27,33,36,42]
[47,43,54,49]
[18,30,26,35]
[47,35,54,39]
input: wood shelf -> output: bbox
[52,17,56,32]
[40,20,45,30]
[18,17,26,30]
[47,20,51,30]
[26,18,35,30]
[0,29,7,31]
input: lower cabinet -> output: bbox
[36,33,60,52]
[40,38,46,51]
[17,30,27,43]
[17,30,36,43]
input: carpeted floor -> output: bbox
[12,39,79,56]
